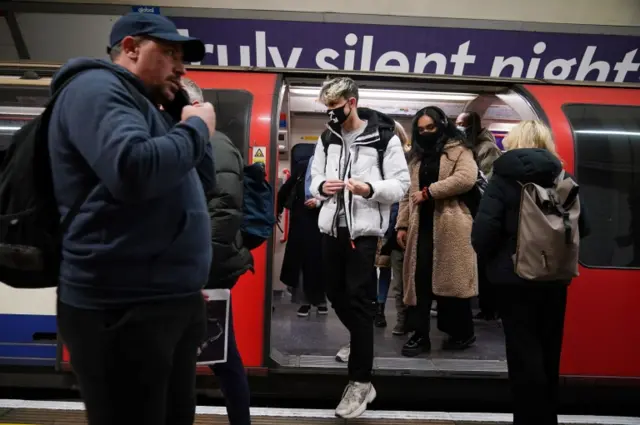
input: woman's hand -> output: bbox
[411,190,426,205]
[397,230,407,250]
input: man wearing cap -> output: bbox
[49,13,215,425]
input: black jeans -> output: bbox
[210,302,251,425]
[57,293,206,425]
[497,285,568,425]
[322,227,378,382]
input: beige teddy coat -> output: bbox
[396,141,479,306]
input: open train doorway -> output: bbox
[268,76,540,376]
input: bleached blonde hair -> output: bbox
[503,120,561,160]
[393,121,411,152]
[318,77,359,105]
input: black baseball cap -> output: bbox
[108,13,205,62]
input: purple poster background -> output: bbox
[171,17,640,83]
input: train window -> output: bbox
[564,104,640,269]
[202,89,253,161]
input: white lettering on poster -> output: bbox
[178,29,640,82]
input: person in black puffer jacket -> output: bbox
[471,120,590,425]
[182,77,253,425]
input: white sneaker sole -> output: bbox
[336,385,377,419]
[335,353,349,363]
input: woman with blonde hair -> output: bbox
[374,121,410,330]
[471,120,590,425]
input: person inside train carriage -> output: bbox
[456,110,502,321]
[309,77,410,419]
[470,120,590,425]
[396,106,478,358]
[456,111,502,178]
[277,149,326,318]
[374,121,411,330]
[181,77,254,425]
[49,12,214,425]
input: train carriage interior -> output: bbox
[269,76,539,375]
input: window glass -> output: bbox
[564,104,640,269]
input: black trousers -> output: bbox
[412,289,475,340]
[210,302,251,425]
[57,293,206,425]
[497,285,568,425]
[322,227,378,382]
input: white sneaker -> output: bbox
[335,343,350,363]
[335,381,376,419]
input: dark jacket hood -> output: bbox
[493,148,562,186]
[327,107,395,135]
[51,57,149,96]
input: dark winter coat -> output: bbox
[471,148,591,286]
[206,131,254,289]
[278,158,323,288]
[474,128,502,178]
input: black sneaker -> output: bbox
[401,332,431,357]
[297,305,311,317]
[317,305,329,315]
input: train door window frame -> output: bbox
[563,103,640,270]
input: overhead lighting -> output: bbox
[575,130,640,137]
[289,87,477,102]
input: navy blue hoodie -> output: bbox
[48,58,215,309]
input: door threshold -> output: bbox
[270,348,508,378]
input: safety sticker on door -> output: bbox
[252,146,266,164]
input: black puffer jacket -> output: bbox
[471,148,590,286]
[205,131,254,289]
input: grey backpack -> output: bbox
[513,170,581,281]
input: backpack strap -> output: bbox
[375,127,394,181]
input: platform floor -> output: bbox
[1,399,638,425]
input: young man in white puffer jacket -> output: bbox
[309,77,410,419]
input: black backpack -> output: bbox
[0,79,80,288]
[0,71,150,289]
[321,126,394,180]
[241,163,277,251]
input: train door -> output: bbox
[268,77,544,377]
[163,71,282,372]
[521,85,640,378]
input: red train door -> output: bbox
[187,71,282,371]
[58,70,282,372]
[522,84,640,378]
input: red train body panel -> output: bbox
[524,85,640,378]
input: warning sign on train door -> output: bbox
[252,147,266,165]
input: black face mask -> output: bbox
[416,132,441,149]
[327,104,351,126]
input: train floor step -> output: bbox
[0,400,638,424]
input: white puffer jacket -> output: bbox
[309,108,410,239]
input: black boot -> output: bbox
[374,302,387,328]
